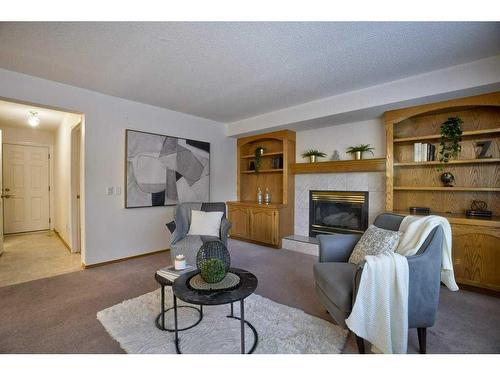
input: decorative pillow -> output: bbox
[187,210,224,237]
[348,225,402,265]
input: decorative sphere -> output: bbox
[196,241,230,283]
[440,172,455,187]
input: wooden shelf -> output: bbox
[390,211,500,227]
[241,151,283,159]
[241,168,283,174]
[393,127,500,143]
[394,186,500,192]
[394,158,500,167]
[291,158,386,174]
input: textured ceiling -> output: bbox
[0,22,499,123]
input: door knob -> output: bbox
[1,194,13,199]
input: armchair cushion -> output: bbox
[348,225,402,265]
[187,210,224,237]
[313,262,357,313]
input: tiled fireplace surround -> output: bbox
[283,172,385,254]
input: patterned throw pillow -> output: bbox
[348,225,402,265]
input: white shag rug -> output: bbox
[97,287,347,354]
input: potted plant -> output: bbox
[254,147,265,172]
[437,117,463,171]
[346,144,375,160]
[301,149,327,163]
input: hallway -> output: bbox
[0,231,81,287]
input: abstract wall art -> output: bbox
[125,129,210,208]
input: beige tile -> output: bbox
[0,231,82,287]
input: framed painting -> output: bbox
[125,129,210,208]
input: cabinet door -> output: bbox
[452,224,500,291]
[249,208,278,245]
[228,206,249,239]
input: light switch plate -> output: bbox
[106,187,114,196]
[115,187,122,195]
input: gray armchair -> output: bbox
[313,213,443,353]
[166,202,231,266]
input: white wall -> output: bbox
[295,119,385,162]
[53,114,81,248]
[293,119,386,235]
[0,68,236,265]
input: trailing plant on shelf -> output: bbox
[254,146,265,172]
[301,149,327,163]
[437,117,463,171]
[346,144,375,160]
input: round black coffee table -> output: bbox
[154,272,203,332]
[172,267,258,354]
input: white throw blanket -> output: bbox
[346,215,459,354]
[345,252,409,354]
[397,215,459,291]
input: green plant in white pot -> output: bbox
[301,149,326,163]
[346,144,375,160]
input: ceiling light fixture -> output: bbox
[28,111,40,127]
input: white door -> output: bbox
[3,144,50,234]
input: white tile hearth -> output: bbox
[281,235,319,256]
[294,172,386,236]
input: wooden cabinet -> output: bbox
[249,207,278,245]
[227,202,287,247]
[452,223,500,291]
[227,130,295,248]
[228,205,250,239]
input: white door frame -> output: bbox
[70,122,82,253]
[2,141,54,232]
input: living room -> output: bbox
[1,2,499,374]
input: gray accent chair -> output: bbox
[166,202,231,266]
[313,213,443,353]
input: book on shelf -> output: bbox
[156,265,196,282]
[413,142,436,162]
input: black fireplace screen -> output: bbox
[309,191,368,236]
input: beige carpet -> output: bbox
[0,231,81,287]
[97,287,348,354]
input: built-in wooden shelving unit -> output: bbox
[291,158,385,174]
[384,91,500,292]
[227,130,296,248]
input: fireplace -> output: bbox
[309,190,369,236]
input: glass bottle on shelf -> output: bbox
[264,188,271,204]
[257,187,263,204]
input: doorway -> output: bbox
[3,143,51,234]
[0,98,85,286]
